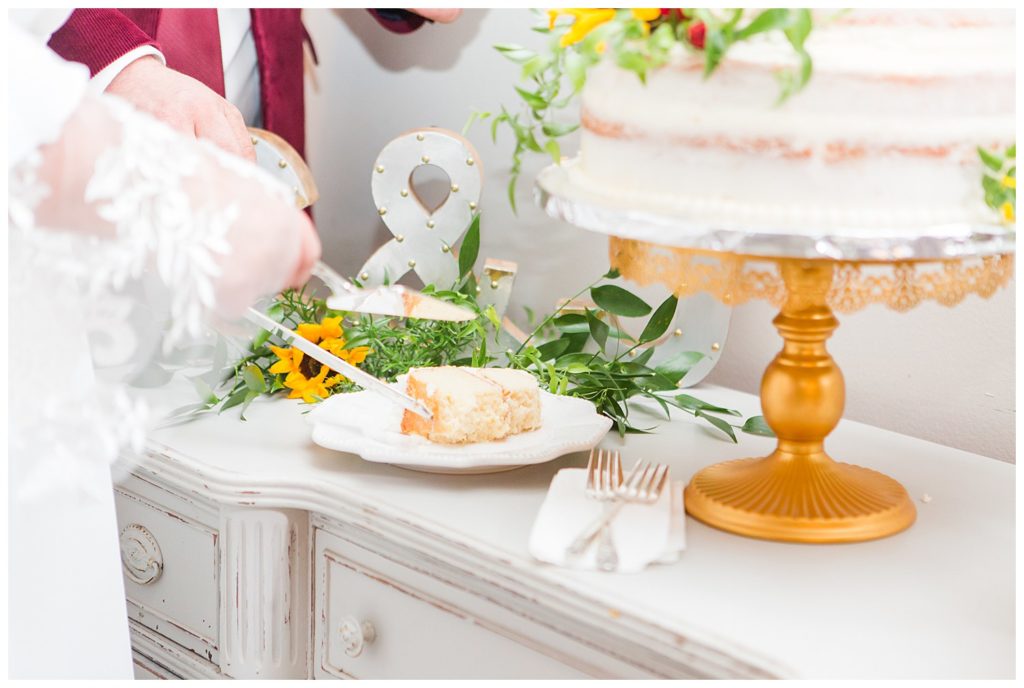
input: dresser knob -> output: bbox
[119,523,163,585]
[339,616,376,657]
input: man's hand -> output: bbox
[408,9,462,23]
[106,56,256,162]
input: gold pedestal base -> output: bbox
[685,259,918,543]
[606,238,1013,544]
[684,451,916,543]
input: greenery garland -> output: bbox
[183,214,772,442]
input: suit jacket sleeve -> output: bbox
[47,9,160,77]
[367,9,427,34]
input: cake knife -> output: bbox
[244,306,433,420]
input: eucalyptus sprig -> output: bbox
[181,213,772,441]
[469,8,816,210]
[506,267,772,440]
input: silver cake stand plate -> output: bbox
[536,159,1015,262]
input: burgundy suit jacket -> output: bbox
[48,9,424,158]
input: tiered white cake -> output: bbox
[570,9,1015,231]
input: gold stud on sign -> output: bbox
[375,165,384,174]
[359,128,483,287]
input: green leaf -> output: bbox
[521,54,550,79]
[552,313,589,333]
[555,351,595,368]
[494,43,536,64]
[633,347,655,367]
[560,331,590,354]
[736,8,790,40]
[514,86,548,111]
[541,121,580,138]
[978,146,1004,172]
[590,285,651,317]
[219,387,249,413]
[564,50,589,92]
[1006,144,1016,158]
[696,410,738,442]
[458,214,481,277]
[741,415,775,437]
[616,50,648,83]
[242,364,266,393]
[536,338,570,361]
[586,309,610,352]
[239,389,260,421]
[507,175,519,214]
[639,294,678,343]
[654,350,704,384]
[251,328,271,351]
[673,394,741,417]
[983,175,1007,208]
[192,377,219,405]
[783,9,813,48]
[544,138,561,164]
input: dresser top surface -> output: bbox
[142,383,1014,679]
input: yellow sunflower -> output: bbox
[268,345,304,376]
[268,316,373,402]
[548,8,616,47]
[296,315,343,344]
[283,368,344,404]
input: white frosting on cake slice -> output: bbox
[400,366,541,444]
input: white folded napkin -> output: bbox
[528,467,686,573]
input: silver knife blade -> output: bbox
[312,261,476,323]
[244,307,432,420]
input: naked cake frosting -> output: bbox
[569,9,1015,232]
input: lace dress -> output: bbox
[8,15,301,678]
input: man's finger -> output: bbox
[194,108,250,160]
[222,102,257,163]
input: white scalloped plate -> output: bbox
[308,381,612,474]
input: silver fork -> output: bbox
[569,449,624,570]
[568,458,670,572]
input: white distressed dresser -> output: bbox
[115,385,1014,680]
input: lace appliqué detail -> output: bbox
[84,98,238,348]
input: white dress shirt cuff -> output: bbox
[90,45,166,93]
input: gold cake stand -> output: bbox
[536,162,1015,543]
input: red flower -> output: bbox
[688,21,706,49]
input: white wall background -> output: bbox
[304,8,1016,462]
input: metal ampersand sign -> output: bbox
[358,128,484,288]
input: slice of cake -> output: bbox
[400,366,541,444]
[467,367,542,434]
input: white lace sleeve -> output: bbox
[9,86,315,498]
[12,94,303,350]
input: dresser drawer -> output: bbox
[314,527,589,679]
[114,473,219,662]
